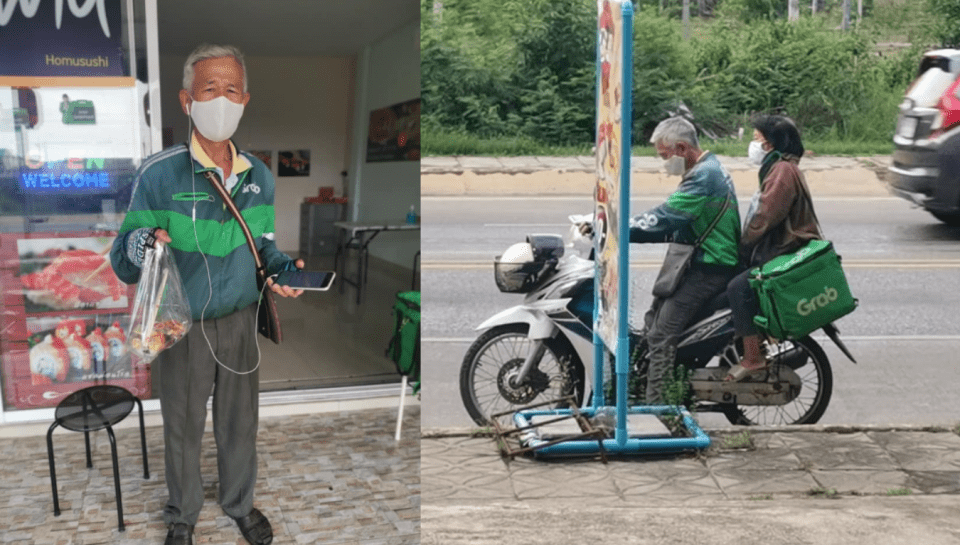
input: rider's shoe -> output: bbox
[725,335,767,382]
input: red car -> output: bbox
[888,49,960,225]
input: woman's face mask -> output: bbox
[189,95,244,142]
[748,140,769,166]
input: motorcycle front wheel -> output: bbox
[721,336,833,426]
[459,324,585,427]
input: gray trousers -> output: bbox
[643,267,733,405]
[157,304,259,526]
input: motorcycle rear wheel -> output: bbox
[459,324,585,427]
[721,336,833,426]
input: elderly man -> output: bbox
[629,116,741,404]
[110,44,300,545]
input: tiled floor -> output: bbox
[0,406,420,544]
[133,253,417,398]
[259,253,414,391]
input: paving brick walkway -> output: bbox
[0,406,419,544]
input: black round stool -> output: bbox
[46,385,149,531]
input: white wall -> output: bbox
[348,20,420,268]
[159,54,355,254]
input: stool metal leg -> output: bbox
[105,424,125,531]
[84,430,93,468]
[46,422,61,516]
[135,397,150,479]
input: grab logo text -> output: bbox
[796,286,839,317]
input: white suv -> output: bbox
[888,49,960,225]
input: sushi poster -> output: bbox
[17,237,128,312]
[0,232,148,409]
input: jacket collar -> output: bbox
[189,132,252,175]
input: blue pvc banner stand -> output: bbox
[517,0,710,457]
[513,406,711,456]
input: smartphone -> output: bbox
[273,270,335,291]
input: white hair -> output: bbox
[650,116,699,148]
[182,44,248,92]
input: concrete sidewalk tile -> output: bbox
[712,469,821,497]
[612,458,723,501]
[537,156,590,171]
[422,450,507,481]
[773,432,900,471]
[421,436,502,460]
[868,431,960,471]
[496,156,544,170]
[809,469,910,495]
[421,157,461,169]
[510,462,617,500]
[904,471,960,495]
[422,469,515,502]
[706,447,805,472]
[458,157,504,170]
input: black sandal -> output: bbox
[233,508,273,545]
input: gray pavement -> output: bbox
[420,154,960,544]
[0,407,419,545]
[422,424,960,544]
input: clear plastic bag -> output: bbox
[126,243,191,363]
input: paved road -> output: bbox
[420,192,960,430]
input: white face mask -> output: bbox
[748,140,768,166]
[663,154,686,176]
[189,96,244,142]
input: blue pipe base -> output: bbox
[514,406,711,457]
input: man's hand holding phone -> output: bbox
[267,259,306,298]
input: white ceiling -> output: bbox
[156,0,420,57]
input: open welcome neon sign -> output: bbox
[17,157,113,193]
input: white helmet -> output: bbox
[500,242,533,264]
[495,242,544,293]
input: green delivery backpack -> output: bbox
[386,291,420,394]
[749,239,857,340]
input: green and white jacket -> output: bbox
[110,138,294,320]
[629,152,741,269]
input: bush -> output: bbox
[927,0,960,47]
[421,0,927,154]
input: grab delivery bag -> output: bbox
[749,239,857,340]
[126,243,192,364]
[386,291,420,394]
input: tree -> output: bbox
[927,0,960,47]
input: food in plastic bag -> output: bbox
[126,243,191,362]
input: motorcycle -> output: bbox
[459,216,857,427]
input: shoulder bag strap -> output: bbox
[692,194,732,248]
[202,170,266,275]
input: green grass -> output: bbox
[808,486,841,499]
[886,488,912,496]
[423,128,592,156]
[720,430,754,450]
[424,129,894,158]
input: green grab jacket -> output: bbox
[110,142,294,320]
[629,152,741,269]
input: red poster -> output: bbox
[1,232,148,409]
[366,98,420,162]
